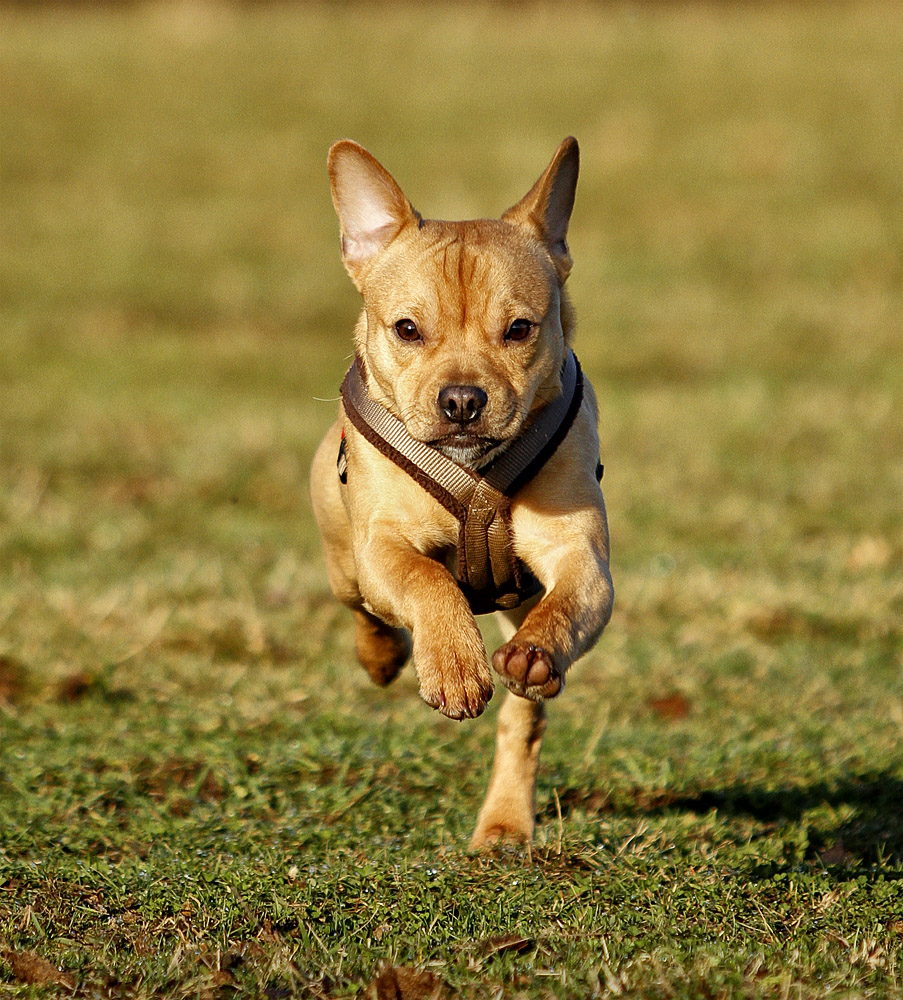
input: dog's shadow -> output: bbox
[548,771,903,871]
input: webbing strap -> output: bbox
[342,360,478,520]
[481,349,580,496]
[340,351,584,611]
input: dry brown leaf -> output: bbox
[817,843,855,866]
[0,945,75,989]
[55,671,94,702]
[361,964,453,1000]
[649,692,691,720]
[0,655,26,704]
[478,934,534,957]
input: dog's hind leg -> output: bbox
[470,600,546,848]
[471,692,546,848]
[311,423,411,686]
[353,609,411,686]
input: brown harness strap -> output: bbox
[340,350,584,613]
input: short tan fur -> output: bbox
[310,138,613,847]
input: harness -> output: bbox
[338,350,591,614]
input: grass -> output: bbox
[1,1,902,996]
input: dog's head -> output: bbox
[328,138,579,468]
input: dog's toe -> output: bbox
[500,646,530,683]
[524,656,550,687]
[419,666,493,721]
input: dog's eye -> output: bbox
[504,319,533,343]
[394,319,421,343]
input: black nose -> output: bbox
[437,385,488,425]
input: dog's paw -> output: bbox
[415,637,493,721]
[419,666,494,721]
[491,641,563,701]
[469,820,531,851]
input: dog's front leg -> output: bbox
[357,537,493,720]
[492,509,613,701]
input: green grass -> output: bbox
[1,2,902,996]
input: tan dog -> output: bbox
[310,137,613,847]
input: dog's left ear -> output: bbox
[502,136,579,281]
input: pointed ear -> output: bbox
[502,136,579,280]
[327,140,420,283]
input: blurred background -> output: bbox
[1,1,902,992]
[0,0,900,742]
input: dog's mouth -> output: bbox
[425,402,526,468]
[429,432,504,468]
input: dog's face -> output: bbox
[355,220,567,467]
[328,139,579,467]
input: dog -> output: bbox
[310,137,613,847]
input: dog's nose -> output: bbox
[437,385,488,425]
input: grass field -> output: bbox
[1,2,902,997]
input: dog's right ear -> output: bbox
[327,140,420,286]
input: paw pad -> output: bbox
[491,642,562,700]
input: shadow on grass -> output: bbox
[549,772,903,870]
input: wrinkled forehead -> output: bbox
[363,219,557,326]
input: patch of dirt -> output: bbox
[746,607,897,645]
[134,756,227,803]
